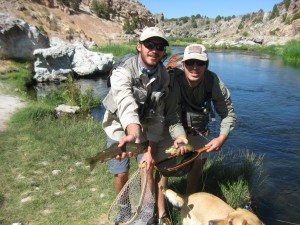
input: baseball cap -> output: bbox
[182,44,208,61]
[139,27,169,46]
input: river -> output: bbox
[40,48,300,224]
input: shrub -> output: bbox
[270,5,280,20]
[191,21,198,28]
[283,0,291,11]
[123,16,139,34]
[91,0,109,19]
[215,15,222,23]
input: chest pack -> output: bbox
[104,53,168,121]
[166,60,215,135]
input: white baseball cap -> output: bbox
[182,44,208,61]
[139,27,169,46]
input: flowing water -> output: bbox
[36,48,300,224]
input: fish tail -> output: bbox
[86,158,97,172]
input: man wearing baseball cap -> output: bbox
[155,43,237,218]
[102,27,170,224]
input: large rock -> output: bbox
[33,41,114,82]
[0,13,50,60]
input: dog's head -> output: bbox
[208,208,264,225]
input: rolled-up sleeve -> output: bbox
[212,75,237,136]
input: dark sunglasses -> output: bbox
[185,59,206,67]
[142,41,166,51]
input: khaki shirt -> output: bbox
[102,56,169,143]
[165,70,236,139]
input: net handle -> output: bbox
[154,146,208,173]
[122,162,147,225]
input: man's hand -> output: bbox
[115,134,137,160]
[205,134,227,152]
[173,135,189,156]
[139,142,156,170]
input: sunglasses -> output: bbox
[185,60,206,67]
[142,41,166,51]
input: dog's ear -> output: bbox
[208,219,225,225]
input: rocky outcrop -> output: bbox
[162,0,300,46]
[82,0,157,29]
[33,40,114,82]
[0,13,50,60]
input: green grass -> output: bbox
[0,60,33,97]
[92,43,137,60]
[282,39,300,64]
[0,110,113,225]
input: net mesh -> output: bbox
[107,166,154,225]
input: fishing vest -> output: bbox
[103,55,169,121]
[168,67,214,135]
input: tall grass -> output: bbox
[0,60,33,96]
[282,39,300,64]
[92,43,136,60]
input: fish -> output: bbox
[165,143,194,154]
[87,141,149,171]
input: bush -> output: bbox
[191,21,198,28]
[215,15,222,23]
[283,0,291,10]
[270,5,280,20]
[56,0,82,11]
[123,16,139,34]
[91,0,109,20]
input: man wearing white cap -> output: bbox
[102,27,170,224]
[155,44,237,218]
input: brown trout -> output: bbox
[87,141,149,171]
[165,143,194,154]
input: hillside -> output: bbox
[0,0,300,46]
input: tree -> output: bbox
[270,5,280,20]
[215,15,222,23]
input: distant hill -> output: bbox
[1,0,299,46]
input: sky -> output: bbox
[137,0,284,19]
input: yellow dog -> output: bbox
[161,186,264,225]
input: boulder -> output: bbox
[33,41,114,82]
[0,13,50,60]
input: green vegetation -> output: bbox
[91,0,109,20]
[92,43,137,60]
[283,0,291,10]
[282,39,300,64]
[270,4,280,20]
[123,16,140,34]
[56,0,82,11]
